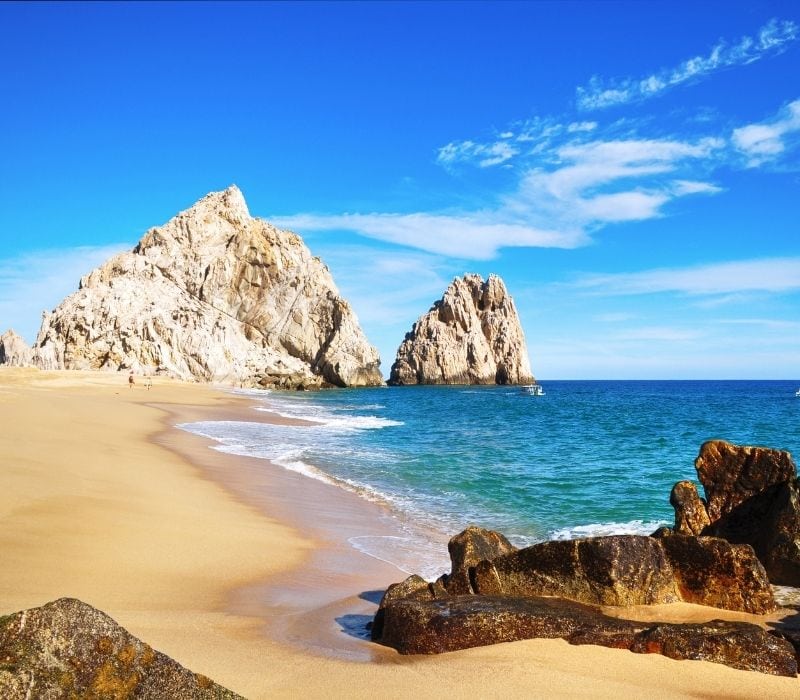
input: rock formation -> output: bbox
[0,598,242,698]
[371,526,796,674]
[0,329,33,367]
[388,274,534,385]
[668,440,800,586]
[32,186,382,388]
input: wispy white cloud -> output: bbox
[732,98,800,166]
[437,139,519,168]
[274,212,585,260]
[576,18,798,111]
[573,257,800,296]
[0,244,131,344]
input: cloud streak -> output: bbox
[273,212,586,260]
[732,98,800,166]
[576,18,798,111]
[573,257,800,296]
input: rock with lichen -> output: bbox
[0,598,242,699]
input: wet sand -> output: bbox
[1,367,798,699]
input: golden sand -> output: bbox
[1,367,797,698]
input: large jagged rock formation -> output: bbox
[0,329,33,367]
[32,186,382,388]
[0,598,242,698]
[388,274,534,385]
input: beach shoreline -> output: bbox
[2,367,800,699]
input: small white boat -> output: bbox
[796,389,800,397]
[521,384,545,396]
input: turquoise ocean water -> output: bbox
[182,381,800,578]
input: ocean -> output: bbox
[180,380,800,580]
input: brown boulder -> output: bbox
[471,536,680,606]
[659,535,775,613]
[444,525,517,594]
[371,574,436,641]
[376,595,798,676]
[0,598,242,698]
[670,480,710,535]
[695,440,796,521]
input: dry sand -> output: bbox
[1,367,798,699]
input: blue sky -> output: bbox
[1,1,799,379]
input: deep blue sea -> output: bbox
[181,381,800,578]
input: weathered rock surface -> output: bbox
[471,534,774,613]
[658,534,776,613]
[377,595,797,675]
[32,186,382,388]
[668,440,800,586]
[695,440,796,520]
[670,480,711,535]
[472,536,679,607]
[0,597,242,698]
[388,274,534,385]
[0,329,33,367]
[442,525,517,595]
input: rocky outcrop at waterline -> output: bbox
[0,598,242,698]
[31,186,383,389]
[388,274,534,386]
[371,526,796,676]
[371,440,800,675]
[669,440,800,586]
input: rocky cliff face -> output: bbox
[0,329,33,367]
[389,274,534,385]
[33,186,382,388]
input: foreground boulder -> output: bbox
[668,440,800,586]
[0,329,33,367]
[0,598,242,698]
[441,525,517,595]
[32,186,382,388]
[378,595,797,676]
[388,274,534,385]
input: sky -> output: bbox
[1,0,799,379]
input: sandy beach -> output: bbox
[1,367,798,699]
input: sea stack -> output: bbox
[32,186,382,389]
[388,273,534,385]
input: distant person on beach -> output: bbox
[145,376,152,390]
[128,371,135,389]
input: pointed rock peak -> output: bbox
[0,328,33,366]
[185,184,250,222]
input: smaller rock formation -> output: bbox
[0,329,33,367]
[666,440,800,586]
[670,480,711,535]
[0,598,241,698]
[695,440,796,521]
[441,525,517,595]
[388,274,534,385]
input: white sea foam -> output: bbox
[348,535,450,581]
[547,519,667,540]
[255,404,403,430]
